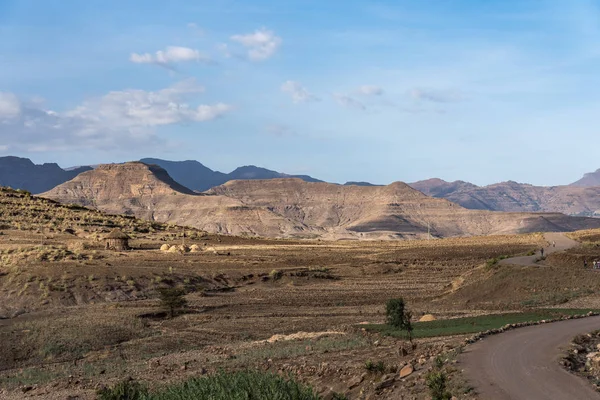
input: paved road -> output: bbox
[499,232,579,267]
[461,316,600,400]
[463,232,600,399]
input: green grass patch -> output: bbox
[98,371,323,400]
[363,309,599,339]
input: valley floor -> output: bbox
[1,226,600,399]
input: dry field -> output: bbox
[2,189,600,399]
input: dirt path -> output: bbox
[499,232,579,267]
[462,232,600,399]
[461,315,600,399]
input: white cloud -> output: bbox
[0,92,21,119]
[333,93,366,110]
[231,28,282,61]
[130,46,212,67]
[410,88,465,103]
[281,81,320,103]
[358,85,383,96]
[0,80,232,152]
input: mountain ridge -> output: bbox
[41,162,600,240]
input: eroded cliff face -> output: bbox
[42,163,600,239]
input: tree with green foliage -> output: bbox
[426,371,452,400]
[385,298,414,342]
[157,287,188,318]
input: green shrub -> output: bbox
[157,287,187,318]
[364,360,386,373]
[97,379,148,400]
[426,371,452,400]
[385,298,413,342]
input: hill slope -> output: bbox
[42,163,600,239]
[0,156,92,194]
[208,179,600,238]
[42,163,308,238]
[410,179,600,217]
[140,158,322,192]
[571,168,600,187]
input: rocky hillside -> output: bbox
[140,158,322,192]
[0,156,92,194]
[571,168,600,187]
[42,162,600,239]
[208,179,600,238]
[410,179,600,217]
[41,163,307,238]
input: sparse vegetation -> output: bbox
[426,371,452,400]
[157,287,188,318]
[366,309,600,338]
[364,360,386,373]
[97,371,321,400]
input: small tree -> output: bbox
[158,287,188,318]
[426,371,452,400]
[386,298,414,342]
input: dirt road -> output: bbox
[461,315,600,399]
[499,232,579,267]
[463,232,599,399]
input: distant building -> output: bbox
[105,229,130,251]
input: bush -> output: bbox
[97,379,148,400]
[364,360,386,373]
[157,287,188,318]
[385,298,413,342]
[426,371,452,400]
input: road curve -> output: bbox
[462,233,597,400]
[499,232,579,267]
[460,315,600,399]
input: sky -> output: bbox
[1,0,600,186]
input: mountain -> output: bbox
[344,181,381,186]
[0,156,92,194]
[140,158,323,192]
[410,178,479,198]
[140,158,227,193]
[409,178,600,217]
[41,162,307,238]
[42,163,600,239]
[571,168,600,187]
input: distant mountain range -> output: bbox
[0,156,92,194]
[139,158,323,192]
[1,155,599,217]
[41,162,600,239]
[409,178,600,217]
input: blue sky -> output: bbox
[1,0,600,186]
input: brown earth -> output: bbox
[0,187,558,399]
[4,186,600,399]
[42,162,600,239]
